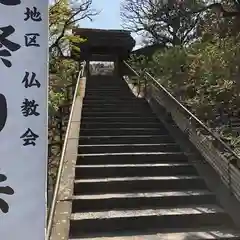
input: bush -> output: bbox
[129,36,240,155]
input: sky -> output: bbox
[81,0,122,30]
[81,0,142,48]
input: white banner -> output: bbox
[0,0,48,239]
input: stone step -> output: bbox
[86,87,128,90]
[86,83,127,86]
[85,91,131,95]
[85,93,134,97]
[78,143,181,154]
[80,122,163,129]
[85,91,133,95]
[68,76,240,239]
[86,82,126,85]
[86,85,129,88]
[81,116,159,123]
[83,96,138,100]
[86,85,126,87]
[81,106,152,112]
[86,80,124,83]
[81,109,154,115]
[82,101,148,107]
[83,100,148,104]
[80,128,168,136]
[69,205,234,238]
[66,76,240,240]
[75,163,197,179]
[85,88,128,91]
[74,176,207,195]
[85,86,132,89]
[86,81,125,84]
[81,111,154,117]
[82,104,148,109]
[77,152,188,165]
[71,190,216,212]
[82,105,149,110]
[69,228,240,239]
[82,101,146,106]
[78,135,174,145]
[83,98,147,103]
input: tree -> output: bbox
[49,0,99,57]
[48,0,100,203]
[193,1,240,40]
[126,1,240,167]
[121,0,205,46]
[192,1,240,18]
[48,0,98,113]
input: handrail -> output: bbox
[123,61,142,96]
[46,61,86,239]
[123,61,240,163]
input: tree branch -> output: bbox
[49,0,99,55]
[191,3,240,18]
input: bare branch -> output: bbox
[121,0,204,46]
[49,0,99,55]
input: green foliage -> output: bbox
[48,0,89,201]
[49,0,90,57]
[48,91,65,116]
[48,0,83,115]
[129,33,240,158]
[140,35,240,125]
[128,54,152,74]
[49,58,78,117]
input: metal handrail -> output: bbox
[46,61,86,239]
[124,61,240,163]
[123,62,146,97]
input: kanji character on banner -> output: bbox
[24,7,42,22]
[24,33,40,47]
[0,25,21,67]
[0,0,21,5]
[20,128,39,146]
[0,94,7,132]
[21,98,40,117]
[0,173,14,214]
[22,72,41,88]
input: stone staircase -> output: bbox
[69,75,240,239]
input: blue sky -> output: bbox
[80,0,142,48]
[81,0,122,29]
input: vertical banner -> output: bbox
[0,0,48,239]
